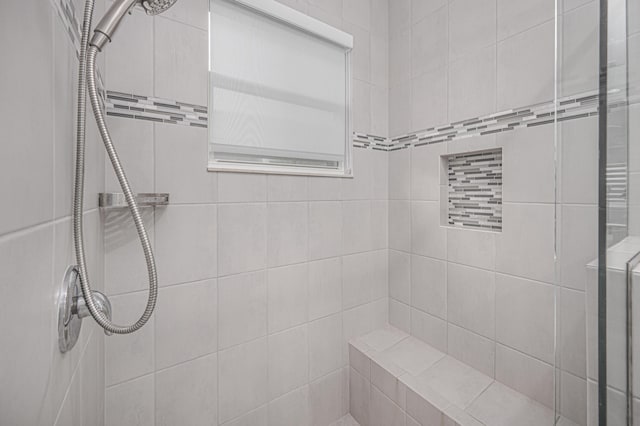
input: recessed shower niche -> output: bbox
[441,148,503,231]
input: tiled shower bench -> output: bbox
[348,327,578,426]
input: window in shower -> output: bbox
[442,148,503,231]
[208,0,354,177]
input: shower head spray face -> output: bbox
[142,0,178,15]
[90,0,178,50]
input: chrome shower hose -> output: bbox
[74,0,157,334]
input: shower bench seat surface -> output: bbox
[348,326,579,426]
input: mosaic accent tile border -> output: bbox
[106,91,209,127]
[106,88,613,152]
[447,149,503,231]
[390,92,603,150]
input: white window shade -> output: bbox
[209,0,353,176]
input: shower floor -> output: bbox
[349,327,581,426]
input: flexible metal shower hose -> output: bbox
[74,0,157,334]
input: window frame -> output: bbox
[207,0,354,178]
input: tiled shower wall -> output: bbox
[387,0,600,425]
[0,0,106,424]
[101,0,389,425]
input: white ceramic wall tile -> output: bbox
[220,406,268,426]
[309,314,343,380]
[390,0,411,33]
[560,1,599,96]
[499,124,556,203]
[308,258,343,321]
[411,66,448,132]
[389,201,412,252]
[218,271,268,349]
[308,177,342,201]
[446,228,496,271]
[105,7,153,95]
[370,386,405,426]
[267,175,308,202]
[268,385,310,426]
[560,288,587,378]
[160,0,209,30]
[307,0,343,25]
[411,0,447,24]
[343,0,371,30]
[155,279,218,369]
[343,251,375,308]
[104,116,154,194]
[267,202,308,267]
[371,200,389,250]
[411,7,448,76]
[106,292,155,386]
[371,0,389,37]
[309,369,345,426]
[217,172,267,203]
[353,80,373,134]
[217,203,267,276]
[268,325,309,399]
[343,303,377,361]
[560,205,597,291]
[343,148,374,201]
[447,323,496,378]
[411,143,445,201]
[52,8,79,220]
[447,263,496,339]
[495,344,555,408]
[154,123,216,204]
[497,20,555,110]
[371,86,390,138]
[105,375,154,426]
[154,17,208,105]
[218,338,268,423]
[495,273,555,364]
[0,1,54,236]
[154,204,217,286]
[448,45,497,123]
[390,29,412,87]
[342,200,373,254]
[390,250,411,304]
[449,0,496,60]
[497,0,555,41]
[561,116,598,204]
[560,370,587,425]
[411,201,447,259]
[309,201,343,260]
[104,207,155,295]
[268,263,309,333]
[410,308,447,352]
[371,249,390,301]
[390,83,413,136]
[349,368,371,425]
[0,226,54,425]
[495,202,556,283]
[411,255,447,319]
[389,299,411,333]
[371,35,389,88]
[345,23,371,84]
[154,353,217,426]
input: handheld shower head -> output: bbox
[141,0,179,15]
[90,0,177,50]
